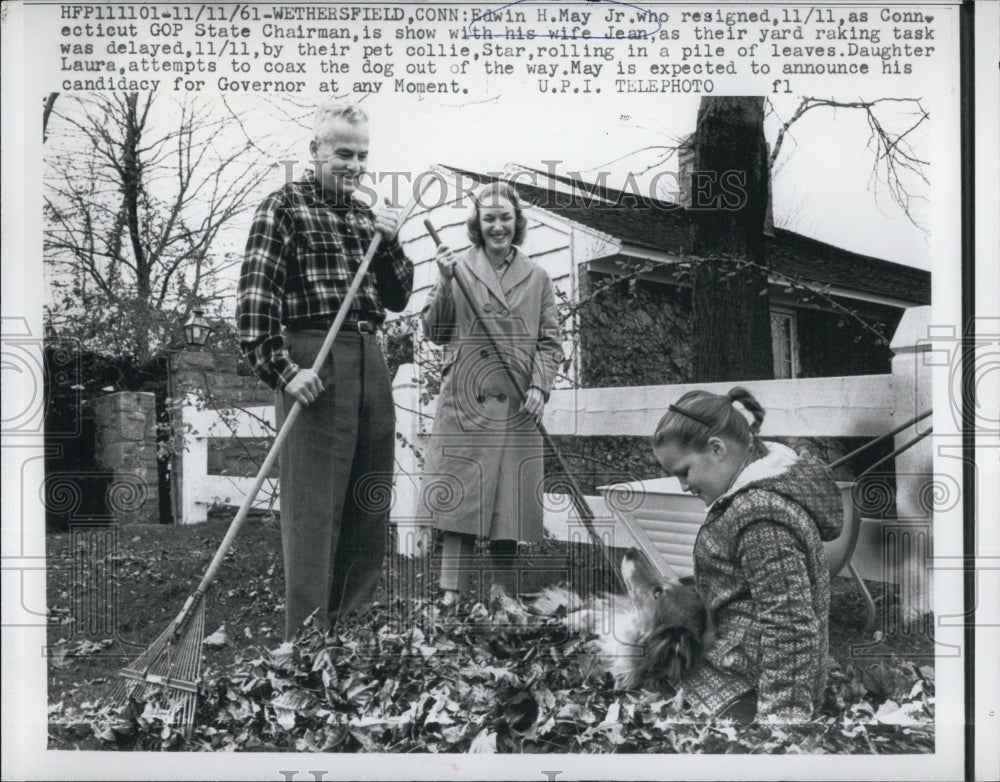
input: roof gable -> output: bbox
[440,165,930,306]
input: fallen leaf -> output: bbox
[50,648,72,669]
[273,707,296,731]
[874,699,925,726]
[141,700,181,724]
[601,701,621,726]
[95,725,116,742]
[269,641,296,669]
[477,664,519,683]
[468,728,497,753]
[203,625,229,648]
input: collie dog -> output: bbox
[533,549,711,692]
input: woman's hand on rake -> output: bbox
[435,244,457,280]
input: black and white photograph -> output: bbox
[2,1,996,780]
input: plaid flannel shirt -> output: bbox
[237,174,413,390]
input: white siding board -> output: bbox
[543,376,895,437]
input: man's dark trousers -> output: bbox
[277,328,395,640]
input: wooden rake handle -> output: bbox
[424,218,624,590]
[171,178,434,631]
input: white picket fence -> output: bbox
[176,400,280,524]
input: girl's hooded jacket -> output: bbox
[681,443,844,722]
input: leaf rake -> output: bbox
[111,182,434,739]
[111,592,205,735]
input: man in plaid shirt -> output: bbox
[237,103,414,641]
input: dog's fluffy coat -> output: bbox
[532,549,710,692]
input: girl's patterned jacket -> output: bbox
[681,443,844,722]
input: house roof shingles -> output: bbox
[441,165,931,306]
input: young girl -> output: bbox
[651,387,843,723]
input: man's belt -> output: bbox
[288,318,379,334]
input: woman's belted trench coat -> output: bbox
[420,246,563,542]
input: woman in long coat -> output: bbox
[421,182,563,605]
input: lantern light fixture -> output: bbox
[183,309,212,349]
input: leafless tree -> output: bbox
[583,95,929,382]
[690,95,929,381]
[590,95,930,225]
[43,92,291,366]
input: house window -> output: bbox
[770,308,798,379]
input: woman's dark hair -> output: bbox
[652,387,766,457]
[466,181,528,248]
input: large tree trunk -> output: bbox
[690,96,774,382]
[121,93,153,363]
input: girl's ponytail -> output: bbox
[727,387,766,458]
[653,386,769,456]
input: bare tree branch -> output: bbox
[583,143,680,175]
[42,92,59,141]
[767,96,929,229]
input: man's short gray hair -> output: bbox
[314,102,368,141]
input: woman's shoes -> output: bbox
[436,586,528,623]
[489,584,529,624]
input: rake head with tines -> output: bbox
[111,592,206,738]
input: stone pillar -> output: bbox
[889,305,934,627]
[87,391,159,525]
[171,349,275,407]
[171,349,218,397]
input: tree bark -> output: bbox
[690,96,774,383]
[122,93,149,301]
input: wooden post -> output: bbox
[889,306,934,627]
[391,363,432,556]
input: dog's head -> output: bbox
[618,548,709,690]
